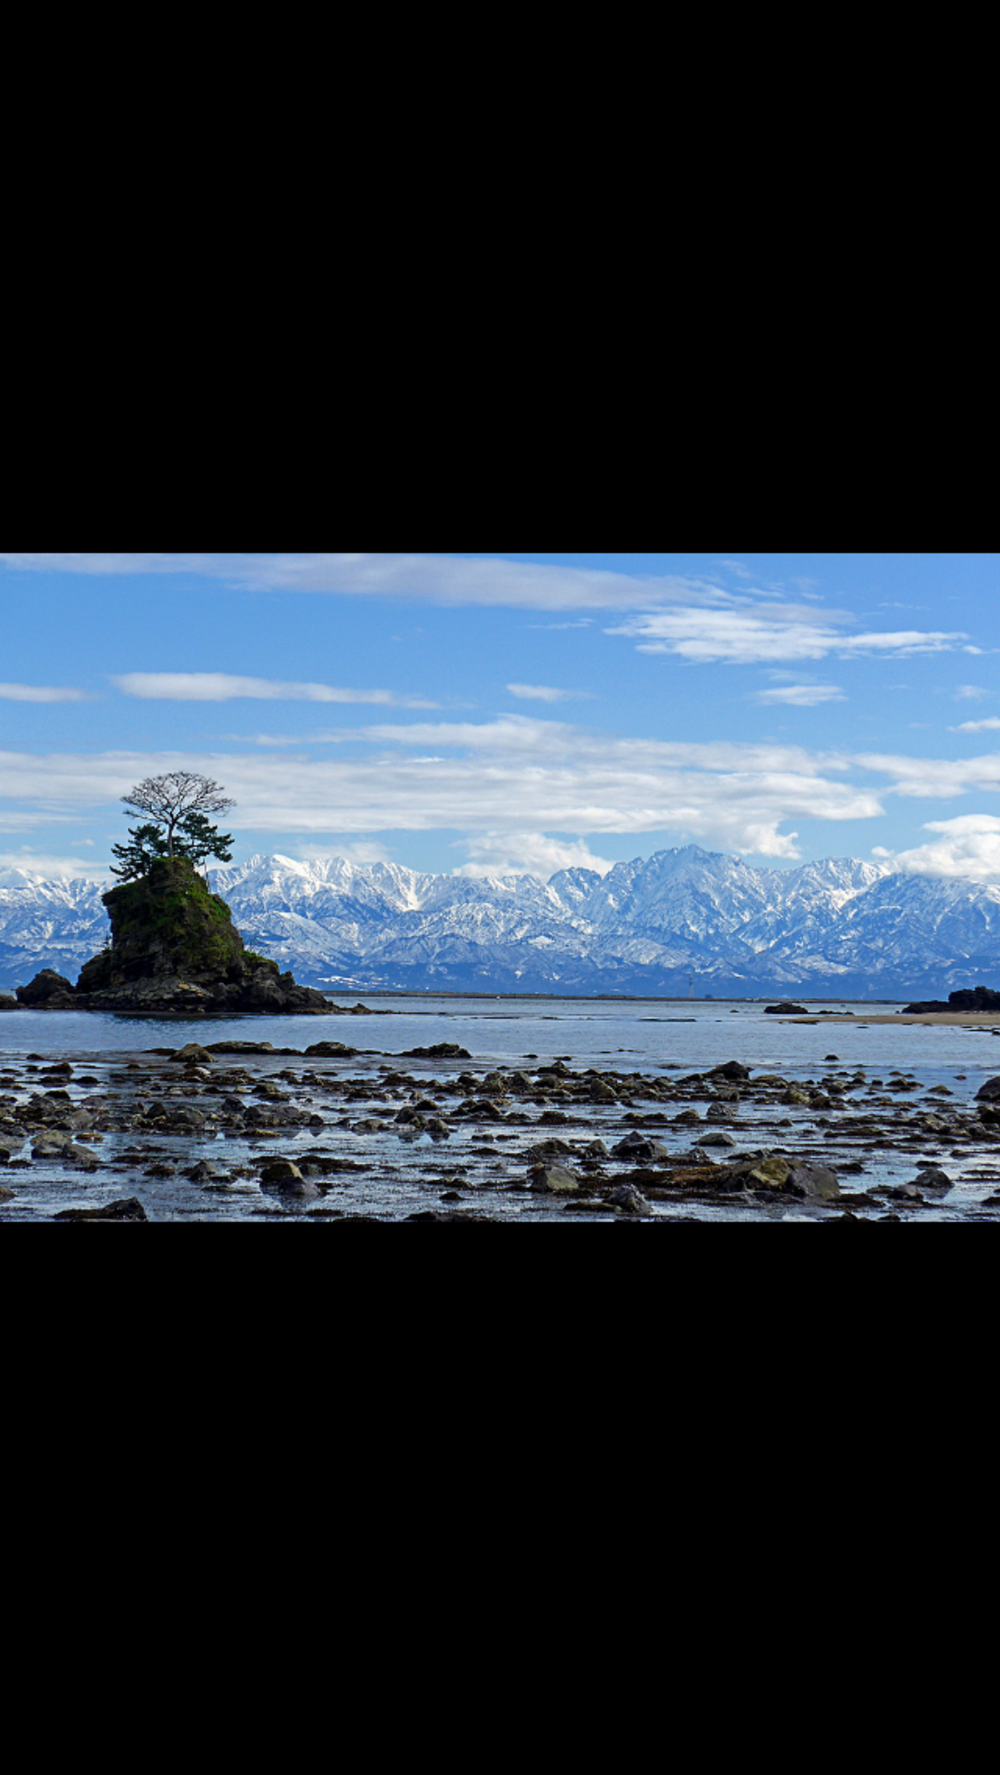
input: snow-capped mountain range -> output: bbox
[3,847,1000,999]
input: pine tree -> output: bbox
[111,775,237,880]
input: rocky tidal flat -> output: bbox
[5,1021,1000,1222]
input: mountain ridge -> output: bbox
[2,846,999,999]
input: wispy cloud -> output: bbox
[0,848,111,880]
[754,684,846,707]
[292,839,395,867]
[955,684,990,700]
[112,673,439,708]
[0,732,881,860]
[0,683,91,703]
[506,684,586,703]
[608,608,968,666]
[854,750,1000,798]
[452,832,615,879]
[2,553,732,613]
[952,717,1000,733]
[12,725,1000,866]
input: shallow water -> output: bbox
[3,995,1000,1222]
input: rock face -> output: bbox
[20,858,332,1014]
[14,968,79,1009]
[903,985,1000,1013]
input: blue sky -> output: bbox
[2,550,1000,883]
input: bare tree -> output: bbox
[121,772,236,859]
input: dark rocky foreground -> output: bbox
[5,1039,1000,1221]
[903,986,1000,1014]
[9,858,333,1015]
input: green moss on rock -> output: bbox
[72,857,331,1014]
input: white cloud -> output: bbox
[506,684,583,703]
[112,673,439,707]
[0,683,90,703]
[854,750,1000,799]
[887,815,1000,882]
[754,684,846,707]
[292,839,394,867]
[2,553,731,613]
[0,730,882,860]
[452,832,616,879]
[0,848,111,881]
[608,609,967,665]
[955,684,990,700]
[952,718,1000,733]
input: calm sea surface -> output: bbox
[3,993,996,1074]
[4,996,1000,1221]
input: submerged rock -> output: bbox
[54,1197,149,1221]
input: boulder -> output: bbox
[259,1159,321,1198]
[401,1043,472,1060]
[609,1182,653,1215]
[611,1132,671,1164]
[54,1197,148,1221]
[15,969,78,1009]
[530,1162,582,1193]
[708,1060,751,1080]
[785,1164,841,1201]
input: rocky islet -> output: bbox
[11,857,336,1016]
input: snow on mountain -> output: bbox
[2,846,999,997]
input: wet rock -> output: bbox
[259,1159,321,1198]
[764,1001,809,1015]
[912,1166,952,1191]
[581,1139,610,1159]
[530,1162,582,1194]
[30,1131,97,1164]
[0,994,19,1012]
[609,1182,653,1215]
[708,1061,751,1081]
[174,1043,214,1065]
[785,1164,841,1201]
[696,1130,737,1147]
[245,1103,311,1129]
[54,1197,148,1221]
[612,1132,671,1164]
[405,1208,496,1221]
[207,1041,275,1054]
[15,969,78,1008]
[401,1043,472,1060]
[304,1041,357,1058]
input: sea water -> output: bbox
[3,996,999,1221]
